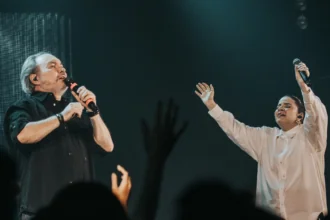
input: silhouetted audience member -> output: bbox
[175,180,283,220]
[133,99,188,220]
[0,148,20,220]
[32,181,129,220]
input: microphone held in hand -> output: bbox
[64,77,99,114]
[293,58,311,86]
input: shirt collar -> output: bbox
[31,91,51,102]
[30,91,70,103]
[276,125,302,139]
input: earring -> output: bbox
[296,118,301,125]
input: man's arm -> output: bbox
[17,115,60,144]
[15,102,85,144]
[5,105,60,146]
[89,114,114,152]
[70,86,114,152]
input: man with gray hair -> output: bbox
[3,52,114,220]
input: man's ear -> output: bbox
[29,74,40,85]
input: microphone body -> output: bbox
[64,77,99,114]
[293,58,311,86]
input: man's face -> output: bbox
[274,96,300,129]
[34,54,67,92]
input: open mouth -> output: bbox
[277,112,286,118]
[58,73,67,80]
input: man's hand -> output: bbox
[141,99,188,164]
[111,165,132,210]
[294,62,310,93]
[60,102,84,121]
[71,86,97,112]
[195,82,217,111]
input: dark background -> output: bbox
[1,1,330,220]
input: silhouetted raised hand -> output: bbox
[133,99,188,220]
[141,98,188,164]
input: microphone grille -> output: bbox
[63,77,72,86]
[293,58,301,65]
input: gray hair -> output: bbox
[20,52,52,94]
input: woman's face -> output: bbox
[274,96,301,129]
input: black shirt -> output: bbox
[3,91,106,215]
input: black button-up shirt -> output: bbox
[3,91,106,215]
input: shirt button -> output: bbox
[84,157,87,161]
[53,103,56,106]
[69,181,73,184]
[68,152,72,156]
[64,126,67,130]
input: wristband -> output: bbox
[56,113,64,125]
[86,110,99,118]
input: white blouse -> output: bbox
[208,89,327,220]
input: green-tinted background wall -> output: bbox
[1,1,330,220]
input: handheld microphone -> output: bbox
[63,77,99,114]
[292,58,311,86]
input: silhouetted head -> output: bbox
[33,181,128,220]
[175,180,239,220]
[0,149,19,220]
[175,179,282,220]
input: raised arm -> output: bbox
[295,62,328,152]
[133,99,188,220]
[195,82,270,161]
[71,86,114,152]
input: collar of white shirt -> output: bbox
[276,125,302,139]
